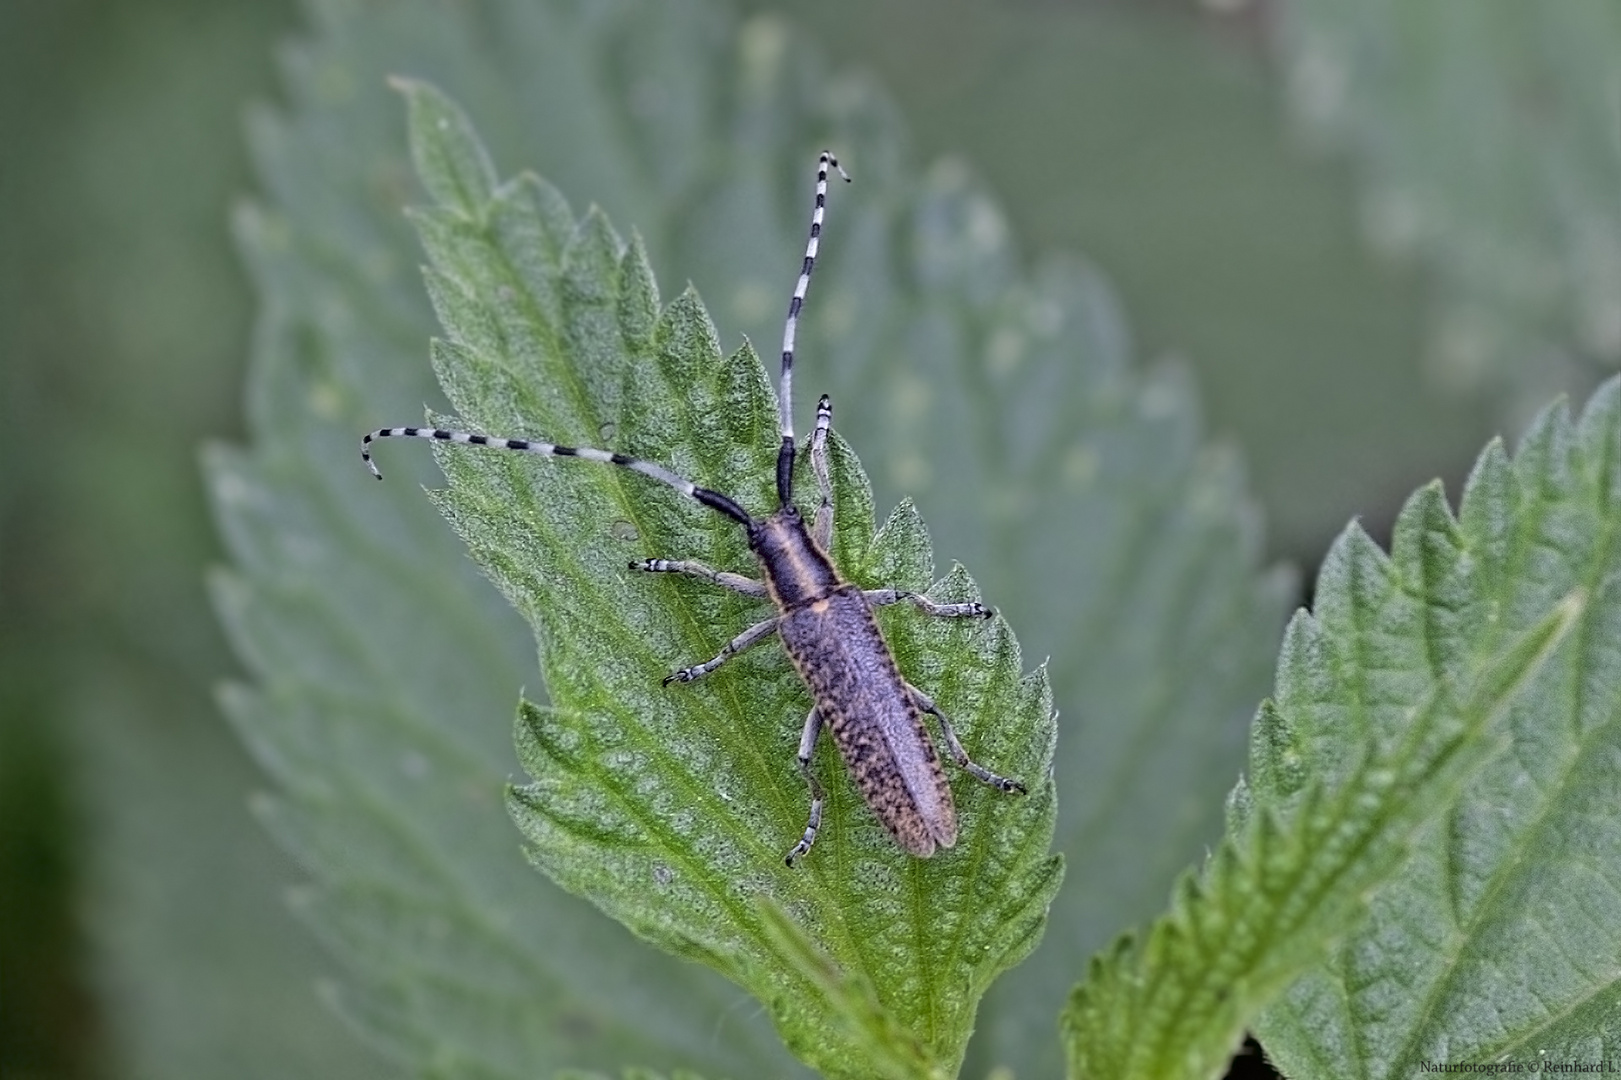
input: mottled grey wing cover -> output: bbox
[778,587,957,855]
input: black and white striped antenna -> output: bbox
[361,151,849,525]
[773,151,850,508]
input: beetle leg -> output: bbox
[906,685,1026,794]
[865,589,993,620]
[810,395,834,550]
[630,557,767,598]
[785,708,826,866]
[662,616,780,685]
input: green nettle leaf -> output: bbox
[1277,0,1621,413]
[1253,384,1621,1075]
[1063,380,1621,1079]
[212,0,1284,1076]
[396,79,1060,1078]
[753,901,940,1080]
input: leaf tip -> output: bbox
[393,78,497,217]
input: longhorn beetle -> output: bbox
[362,153,1025,864]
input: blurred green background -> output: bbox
[5,0,1610,1075]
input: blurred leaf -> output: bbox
[0,0,402,1076]
[1065,378,1621,1079]
[0,665,85,1079]
[391,80,1059,1077]
[1278,0,1621,417]
[212,0,1286,1075]
[1254,381,1621,1075]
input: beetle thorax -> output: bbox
[748,507,842,609]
